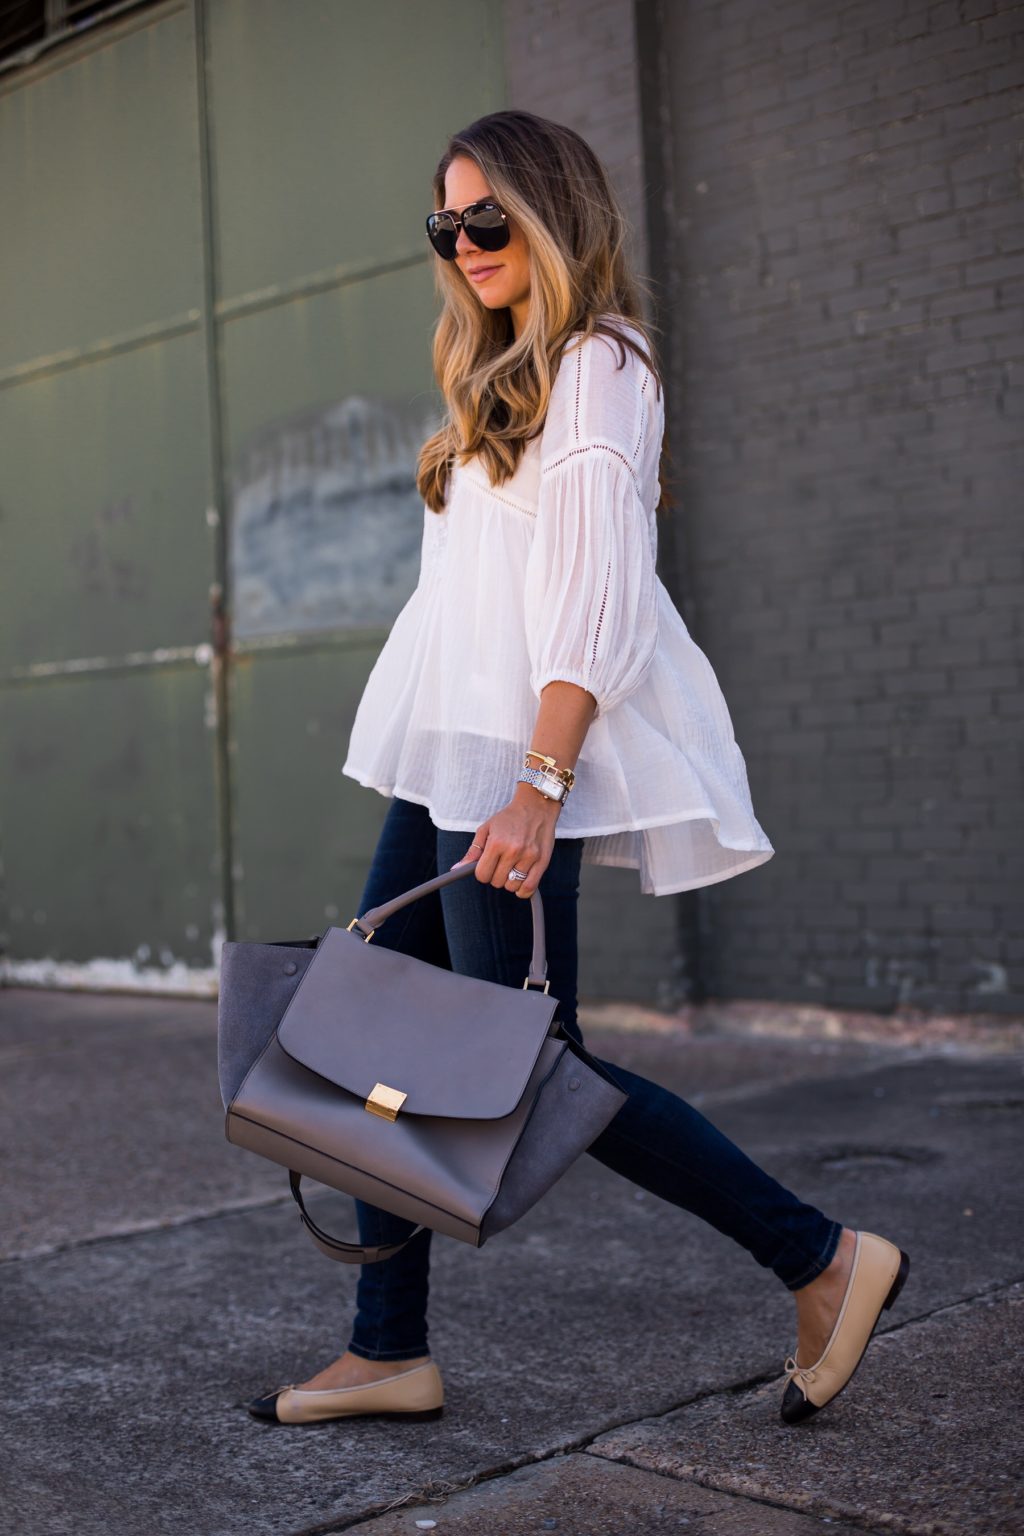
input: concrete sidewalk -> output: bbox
[1,986,1020,1536]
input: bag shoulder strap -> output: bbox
[288,1171,424,1264]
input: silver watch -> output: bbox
[516,765,569,804]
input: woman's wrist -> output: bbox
[513,780,563,815]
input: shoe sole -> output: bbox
[781,1248,911,1425]
[251,1404,445,1426]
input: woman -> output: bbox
[249,110,909,1429]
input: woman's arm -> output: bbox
[454,328,660,898]
[451,679,597,897]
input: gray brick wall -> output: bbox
[644,0,1024,1013]
[501,0,650,281]
[502,0,1023,1015]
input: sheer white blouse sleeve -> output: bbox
[523,326,661,722]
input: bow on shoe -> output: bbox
[783,1353,818,1389]
[780,1352,823,1423]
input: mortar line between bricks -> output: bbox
[286,1275,1024,1536]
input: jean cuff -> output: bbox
[781,1219,844,1291]
[346,1341,430,1362]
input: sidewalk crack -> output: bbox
[296,1275,1024,1536]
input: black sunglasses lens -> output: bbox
[463,204,509,251]
[426,215,458,260]
[426,203,509,260]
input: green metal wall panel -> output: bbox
[221,265,440,639]
[0,331,215,668]
[0,3,202,372]
[206,0,505,298]
[211,0,506,953]
[227,644,387,943]
[0,667,220,968]
[0,0,507,989]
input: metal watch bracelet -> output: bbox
[524,749,575,790]
[516,764,570,804]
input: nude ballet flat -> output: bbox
[248,1360,444,1425]
[781,1230,910,1424]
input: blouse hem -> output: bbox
[340,763,774,856]
[594,848,776,896]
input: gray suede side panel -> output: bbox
[217,940,316,1109]
[479,1050,629,1241]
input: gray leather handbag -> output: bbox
[217,860,628,1263]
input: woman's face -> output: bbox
[440,155,531,335]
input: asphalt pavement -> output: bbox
[1,985,1021,1536]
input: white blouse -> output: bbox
[341,318,775,895]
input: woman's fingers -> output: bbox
[508,848,549,898]
[451,808,552,894]
[488,838,542,889]
[454,838,546,895]
[500,844,546,895]
[450,828,489,869]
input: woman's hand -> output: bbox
[449,680,595,898]
[451,784,562,898]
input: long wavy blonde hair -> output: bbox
[417,110,674,517]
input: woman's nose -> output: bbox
[456,223,479,255]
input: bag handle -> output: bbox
[348,857,549,990]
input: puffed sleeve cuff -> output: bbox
[523,445,659,722]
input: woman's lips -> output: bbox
[467,265,501,283]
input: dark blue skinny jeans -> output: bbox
[347,794,842,1362]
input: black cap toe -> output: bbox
[780,1379,819,1424]
[247,1389,284,1421]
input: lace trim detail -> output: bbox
[482,486,536,519]
[459,463,537,519]
[469,479,536,519]
[633,370,649,462]
[563,326,649,464]
[541,442,641,497]
[591,557,612,671]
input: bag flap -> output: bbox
[275,924,560,1120]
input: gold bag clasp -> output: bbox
[365,1082,407,1122]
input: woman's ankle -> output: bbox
[296,1350,430,1392]
[791,1227,856,1364]
[347,1350,431,1374]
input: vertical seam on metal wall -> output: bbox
[191,0,235,944]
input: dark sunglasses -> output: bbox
[425,199,511,262]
